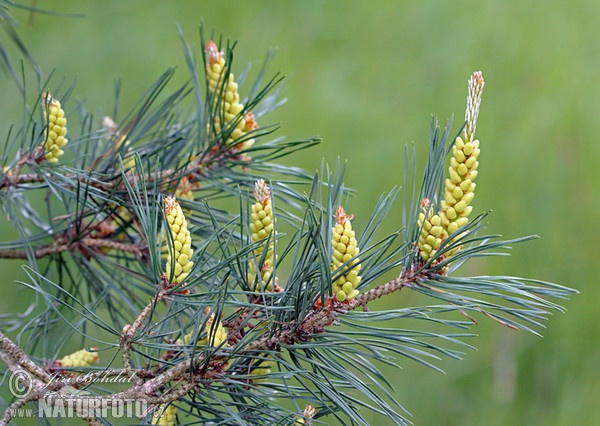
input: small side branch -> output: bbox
[120,278,170,382]
[0,238,147,260]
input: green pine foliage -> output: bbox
[0,9,576,426]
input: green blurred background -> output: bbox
[1,1,598,424]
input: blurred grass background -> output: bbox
[1,1,598,424]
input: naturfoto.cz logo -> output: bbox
[8,369,150,420]
[38,396,148,419]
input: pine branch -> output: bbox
[0,12,576,425]
[0,272,413,425]
[0,237,146,259]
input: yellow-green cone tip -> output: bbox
[164,196,194,288]
[60,348,99,367]
[251,356,274,382]
[331,206,361,302]
[437,71,485,260]
[204,40,258,158]
[206,40,225,93]
[151,403,176,426]
[182,307,228,348]
[42,93,68,164]
[248,179,279,292]
[417,198,444,261]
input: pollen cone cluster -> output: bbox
[439,136,479,236]
[164,196,194,287]
[439,71,484,256]
[59,348,99,367]
[248,179,278,291]
[42,93,68,164]
[331,206,361,302]
[151,404,176,426]
[182,307,228,348]
[417,71,484,262]
[205,40,258,156]
[251,356,274,382]
[417,199,444,262]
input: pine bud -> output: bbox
[331,206,361,302]
[206,40,226,93]
[102,116,135,169]
[164,196,194,287]
[174,176,194,203]
[151,403,176,426]
[248,179,278,291]
[295,405,317,425]
[42,93,68,164]
[462,71,485,143]
[174,176,197,216]
[59,348,99,367]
